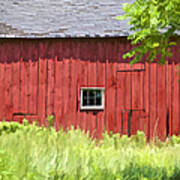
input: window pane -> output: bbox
[81,88,104,109]
[89,90,95,105]
[96,90,102,105]
[82,90,88,106]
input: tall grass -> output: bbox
[0,120,180,180]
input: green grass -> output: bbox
[0,120,180,180]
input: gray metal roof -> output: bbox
[0,0,134,38]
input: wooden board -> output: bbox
[38,58,47,126]
[0,62,5,120]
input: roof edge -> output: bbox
[0,34,129,39]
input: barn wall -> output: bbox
[0,38,179,139]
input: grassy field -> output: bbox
[0,120,180,180]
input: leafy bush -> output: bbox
[0,120,180,179]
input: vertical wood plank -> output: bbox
[131,111,139,135]
[77,42,88,133]
[124,65,131,110]
[172,62,180,135]
[157,64,166,140]
[38,58,47,126]
[149,63,157,138]
[75,58,81,130]
[106,41,117,134]
[78,60,88,131]
[0,62,5,120]
[20,59,29,114]
[116,66,126,135]
[139,111,148,134]
[25,115,38,124]
[132,66,144,110]
[85,41,96,137]
[166,62,172,136]
[131,66,144,136]
[75,43,83,130]
[87,62,97,136]
[122,111,128,135]
[54,41,63,129]
[106,62,116,133]
[69,57,78,129]
[29,60,38,114]
[12,61,20,114]
[4,62,13,121]
[54,57,63,130]
[62,58,70,130]
[116,63,131,135]
[13,115,24,123]
[96,57,106,137]
[144,62,150,139]
[47,59,55,117]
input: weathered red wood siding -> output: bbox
[0,38,179,140]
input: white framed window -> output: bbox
[80,87,105,110]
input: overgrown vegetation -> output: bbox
[116,0,180,64]
[0,120,180,180]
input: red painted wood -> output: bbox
[149,63,158,138]
[88,59,97,137]
[132,65,144,110]
[172,62,180,135]
[96,45,106,138]
[166,63,172,136]
[38,57,47,126]
[20,59,29,113]
[75,41,89,133]
[132,111,139,135]
[139,111,148,133]
[0,63,5,120]
[66,40,78,130]
[144,62,150,138]
[73,59,80,130]
[157,64,166,140]
[13,115,38,124]
[29,60,38,114]
[116,64,126,135]
[4,62,13,121]
[106,61,116,133]
[130,110,148,135]
[77,59,88,132]
[131,68,145,135]
[62,58,70,130]
[47,59,55,116]
[124,64,131,110]
[24,115,38,124]
[54,57,63,130]
[13,115,24,123]
[0,38,179,140]
[122,111,128,135]
[69,56,78,129]
[112,40,119,134]
[117,64,133,135]
[12,61,20,114]
[106,40,118,134]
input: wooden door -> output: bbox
[116,66,148,136]
[12,59,38,122]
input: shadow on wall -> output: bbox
[1,37,179,64]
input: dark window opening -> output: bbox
[81,88,104,110]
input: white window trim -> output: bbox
[80,87,105,110]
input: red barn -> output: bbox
[0,1,179,140]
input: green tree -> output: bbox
[116,0,180,64]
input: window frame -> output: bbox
[80,87,105,110]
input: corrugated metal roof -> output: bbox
[0,0,134,38]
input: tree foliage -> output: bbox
[116,0,180,64]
